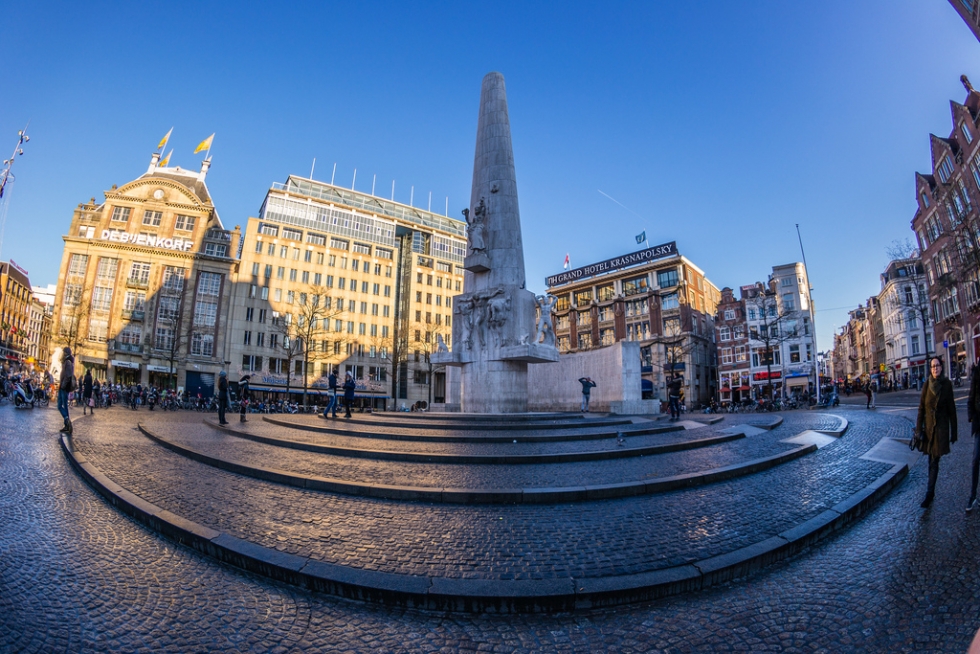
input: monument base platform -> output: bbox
[499,343,560,363]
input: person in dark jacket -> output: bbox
[342,372,356,418]
[323,371,339,418]
[239,375,250,422]
[967,361,980,512]
[915,356,959,508]
[217,370,229,425]
[81,369,93,416]
[578,376,597,413]
[58,347,75,433]
[667,376,683,420]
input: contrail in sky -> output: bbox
[597,189,645,219]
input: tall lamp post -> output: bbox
[796,224,819,405]
[0,126,31,261]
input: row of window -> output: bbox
[110,206,198,232]
[253,240,396,273]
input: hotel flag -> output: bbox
[158,149,173,167]
[563,253,570,270]
[635,231,646,245]
[157,127,173,152]
[194,133,214,155]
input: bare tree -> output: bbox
[885,239,933,360]
[291,286,344,408]
[406,320,451,406]
[54,302,89,356]
[745,283,801,399]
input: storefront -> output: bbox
[79,356,108,381]
[751,370,781,399]
[111,359,141,385]
[148,365,177,390]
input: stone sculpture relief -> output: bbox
[465,197,487,254]
[436,333,449,353]
[534,294,557,348]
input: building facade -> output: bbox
[911,76,980,378]
[714,286,751,406]
[0,261,37,368]
[879,258,930,385]
[546,242,721,408]
[224,176,467,409]
[50,153,239,392]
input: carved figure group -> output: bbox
[453,287,507,351]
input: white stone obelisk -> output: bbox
[434,72,557,413]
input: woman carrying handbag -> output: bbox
[915,356,958,508]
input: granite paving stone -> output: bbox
[5,401,977,652]
[70,410,887,582]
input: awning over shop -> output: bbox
[786,377,810,387]
[641,379,654,391]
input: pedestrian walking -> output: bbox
[81,369,93,416]
[578,376,597,413]
[58,347,75,434]
[239,375,250,422]
[915,356,958,508]
[322,371,338,418]
[217,370,229,425]
[871,378,877,409]
[342,371,356,418]
[967,362,980,512]
[667,375,683,420]
[865,381,873,409]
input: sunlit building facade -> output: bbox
[545,242,721,408]
[50,153,239,391]
[225,176,466,409]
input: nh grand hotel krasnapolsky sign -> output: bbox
[546,241,677,287]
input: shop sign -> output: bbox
[753,370,782,381]
[100,229,193,251]
[546,241,677,286]
[147,365,174,373]
[110,359,141,369]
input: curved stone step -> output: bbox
[60,428,908,613]
[267,414,636,432]
[261,415,682,443]
[206,419,744,464]
[137,422,816,504]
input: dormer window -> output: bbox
[938,155,955,184]
[921,192,930,208]
[962,122,974,144]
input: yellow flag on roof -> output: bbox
[193,133,214,154]
[157,127,173,151]
[158,149,173,167]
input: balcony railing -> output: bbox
[126,278,149,289]
[108,339,143,354]
[122,310,144,321]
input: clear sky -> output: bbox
[1,1,978,352]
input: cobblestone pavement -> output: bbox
[3,404,980,652]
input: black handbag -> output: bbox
[909,430,922,451]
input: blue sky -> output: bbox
[1,1,977,351]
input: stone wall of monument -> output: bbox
[526,341,659,414]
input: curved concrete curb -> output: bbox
[136,423,813,504]
[60,433,909,613]
[295,415,636,431]
[261,415,681,443]
[205,420,742,464]
[815,414,849,437]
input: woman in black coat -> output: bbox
[915,356,958,508]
